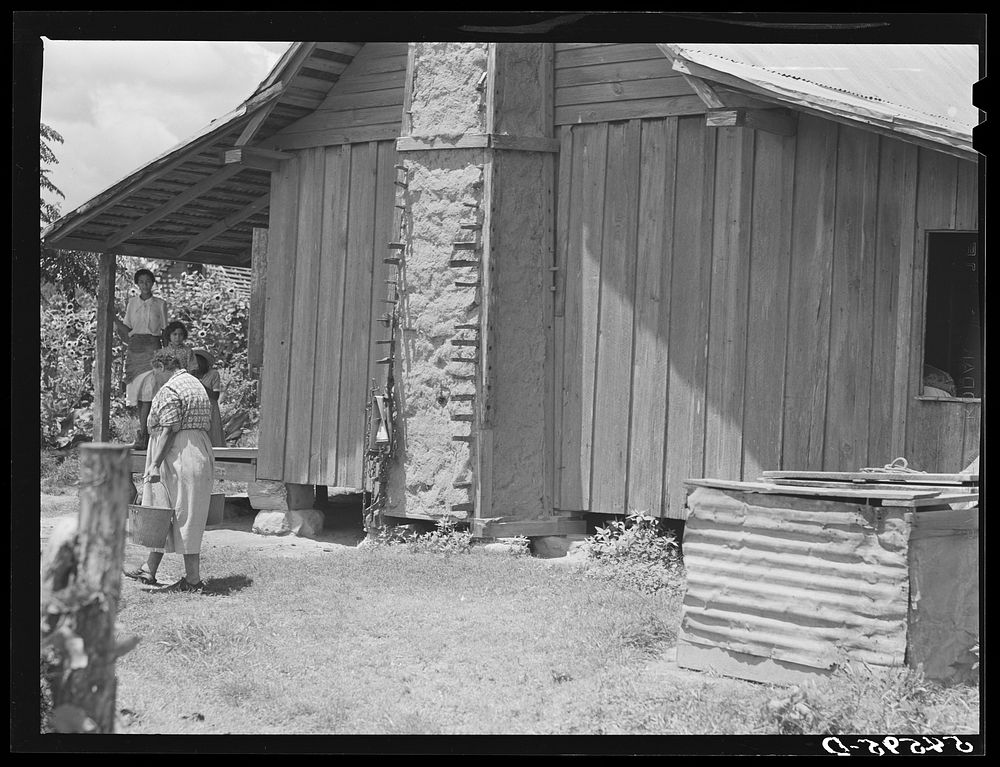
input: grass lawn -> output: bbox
[39,479,980,737]
[112,543,755,735]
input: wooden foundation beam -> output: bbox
[471,516,586,539]
[676,642,833,687]
[285,482,316,510]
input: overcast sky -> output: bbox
[40,39,291,215]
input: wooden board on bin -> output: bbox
[759,470,978,485]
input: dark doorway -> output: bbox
[923,231,981,399]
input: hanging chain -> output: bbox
[361,352,397,532]
[361,162,409,533]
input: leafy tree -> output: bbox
[39,123,64,227]
[152,268,259,442]
[40,122,100,296]
[40,258,259,448]
[40,282,102,447]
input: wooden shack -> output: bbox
[42,42,981,537]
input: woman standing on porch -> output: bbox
[115,268,168,450]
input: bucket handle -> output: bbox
[142,473,176,510]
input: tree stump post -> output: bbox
[41,442,132,733]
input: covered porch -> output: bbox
[40,42,367,448]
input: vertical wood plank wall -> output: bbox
[256,40,407,484]
[257,139,398,486]
[266,42,408,150]
[553,43,702,125]
[554,113,980,518]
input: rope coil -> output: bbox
[859,457,927,474]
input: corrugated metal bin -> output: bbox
[677,472,979,685]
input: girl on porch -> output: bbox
[193,347,225,447]
[162,320,199,376]
[114,268,168,450]
[130,320,200,451]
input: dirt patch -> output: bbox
[200,512,365,556]
[41,492,366,561]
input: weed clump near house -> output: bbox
[365,511,685,596]
[365,516,475,555]
[583,511,684,595]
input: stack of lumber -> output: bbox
[746,468,980,509]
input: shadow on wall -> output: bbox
[555,113,979,520]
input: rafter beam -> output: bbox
[44,84,284,245]
[100,164,246,250]
[179,251,253,268]
[48,236,184,262]
[279,92,326,111]
[263,43,317,91]
[706,107,798,136]
[312,42,364,58]
[47,134,235,243]
[681,74,726,109]
[224,146,295,173]
[47,233,251,267]
[657,43,727,109]
[174,194,271,260]
[245,81,286,111]
[300,56,349,76]
[236,100,279,146]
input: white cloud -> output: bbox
[41,39,289,214]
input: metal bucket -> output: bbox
[207,493,226,526]
[127,504,173,548]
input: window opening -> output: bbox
[922,231,981,399]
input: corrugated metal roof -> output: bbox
[680,485,911,671]
[664,44,979,157]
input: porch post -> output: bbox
[248,227,269,378]
[93,252,116,442]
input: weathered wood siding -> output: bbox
[554,113,979,518]
[554,43,701,125]
[267,42,408,151]
[256,140,398,486]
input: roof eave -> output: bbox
[40,82,286,249]
[40,43,307,249]
[660,43,978,162]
